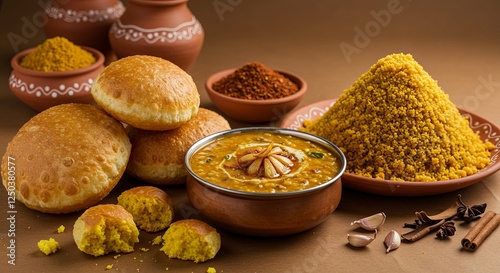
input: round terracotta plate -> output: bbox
[281,98,500,196]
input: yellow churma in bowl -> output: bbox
[302,53,494,182]
[20,36,96,72]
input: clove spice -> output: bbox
[456,194,487,223]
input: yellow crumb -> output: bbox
[207,267,217,273]
[57,225,65,233]
[140,247,149,252]
[37,238,60,255]
[114,254,121,259]
[152,235,163,245]
[106,264,114,270]
[302,53,494,181]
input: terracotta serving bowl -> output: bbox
[8,46,105,112]
[185,127,346,236]
[205,68,307,123]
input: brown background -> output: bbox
[1,0,500,272]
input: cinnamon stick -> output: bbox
[461,211,500,251]
[402,219,445,242]
[416,203,459,222]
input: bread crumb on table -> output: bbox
[152,235,163,245]
[57,225,65,233]
[37,238,60,255]
[207,267,217,273]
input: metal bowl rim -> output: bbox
[185,127,347,197]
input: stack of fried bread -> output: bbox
[91,55,231,185]
[1,55,224,261]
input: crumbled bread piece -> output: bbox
[38,238,60,255]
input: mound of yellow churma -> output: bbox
[303,53,494,182]
[20,37,96,72]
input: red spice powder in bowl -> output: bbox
[205,62,307,123]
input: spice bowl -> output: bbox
[205,68,307,123]
[8,46,105,112]
[185,127,346,236]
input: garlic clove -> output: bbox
[351,212,386,231]
[263,158,279,178]
[238,153,257,164]
[384,230,401,253]
[268,155,291,175]
[270,154,294,167]
[268,146,283,155]
[256,142,274,158]
[246,157,263,175]
[347,230,377,247]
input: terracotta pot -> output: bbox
[185,128,346,236]
[109,0,204,71]
[43,0,125,62]
[8,47,105,112]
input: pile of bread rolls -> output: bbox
[92,55,231,186]
[1,55,230,214]
[2,55,227,262]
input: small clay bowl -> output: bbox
[185,127,346,236]
[205,68,307,123]
[8,46,105,112]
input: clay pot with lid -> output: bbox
[43,0,125,61]
[109,0,204,71]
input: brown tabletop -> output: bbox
[1,0,499,272]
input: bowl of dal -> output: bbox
[185,127,346,236]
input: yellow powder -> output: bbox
[20,36,96,72]
[302,53,494,182]
[37,238,60,255]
